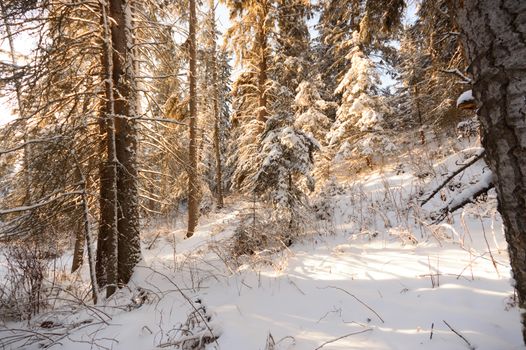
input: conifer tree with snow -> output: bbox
[316,0,404,120]
[222,0,277,192]
[327,33,393,168]
[254,113,319,237]
[398,0,469,132]
[271,0,312,116]
[293,80,331,142]
[315,0,358,119]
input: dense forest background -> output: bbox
[0,1,525,349]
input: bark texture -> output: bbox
[71,220,84,273]
[109,0,141,285]
[186,0,200,238]
[97,0,119,297]
[256,7,268,123]
[453,0,526,341]
[97,0,140,294]
[209,0,224,209]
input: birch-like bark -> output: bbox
[186,0,199,238]
[453,0,526,342]
[71,151,100,304]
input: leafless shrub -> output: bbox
[160,300,219,349]
[0,239,54,322]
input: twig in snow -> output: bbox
[313,328,373,349]
[316,306,342,323]
[275,335,295,346]
[430,322,434,339]
[319,286,385,323]
[443,320,475,349]
[138,266,220,348]
[288,278,305,295]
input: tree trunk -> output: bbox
[453,0,526,342]
[97,0,119,297]
[109,0,141,284]
[209,0,224,209]
[71,220,84,273]
[186,0,200,238]
[186,0,199,238]
[256,7,268,123]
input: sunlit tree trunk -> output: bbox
[186,0,200,238]
[209,0,224,209]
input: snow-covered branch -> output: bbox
[0,136,63,155]
[0,187,83,215]
[440,68,472,84]
[432,171,495,223]
[420,149,485,206]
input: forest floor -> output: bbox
[0,137,524,350]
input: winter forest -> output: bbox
[0,0,525,349]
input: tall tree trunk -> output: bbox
[186,0,199,238]
[109,0,141,284]
[256,7,268,123]
[209,0,224,209]
[97,0,119,297]
[453,0,526,342]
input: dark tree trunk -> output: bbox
[256,11,268,123]
[453,0,526,342]
[186,0,200,238]
[97,0,119,298]
[109,0,141,284]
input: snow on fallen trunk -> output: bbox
[433,170,495,222]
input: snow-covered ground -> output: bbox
[0,144,523,350]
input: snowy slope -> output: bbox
[0,148,523,350]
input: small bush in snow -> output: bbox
[162,300,219,350]
[312,178,346,222]
[0,240,52,321]
[230,214,292,260]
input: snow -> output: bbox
[446,171,494,212]
[456,90,474,107]
[0,147,523,350]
